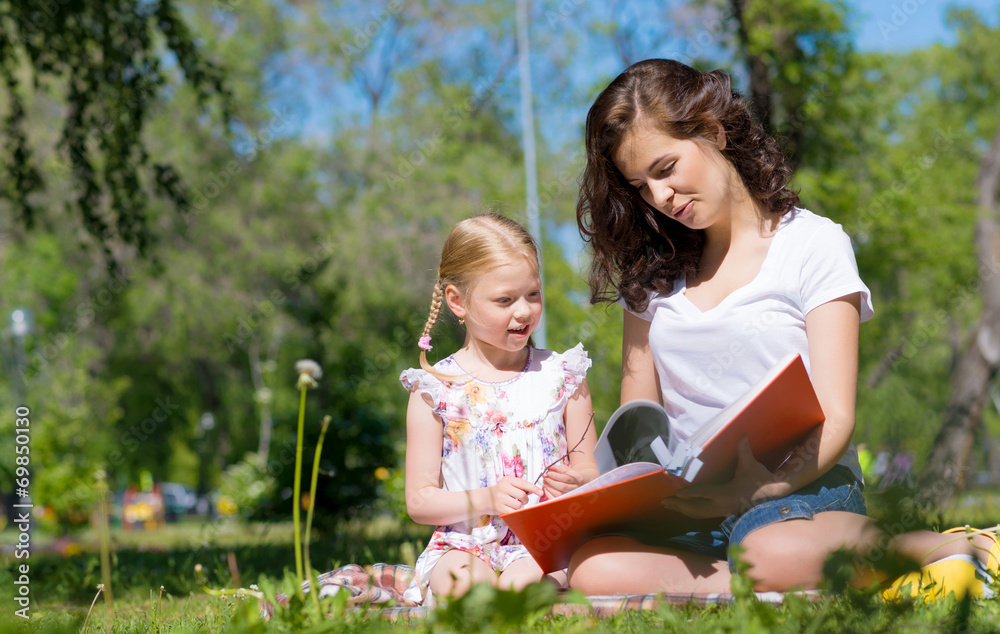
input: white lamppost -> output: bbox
[9,308,33,405]
[516,0,546,349]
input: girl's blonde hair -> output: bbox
[419,212,540,375]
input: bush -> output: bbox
[218,453,278,520]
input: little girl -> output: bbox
[400,212,598,604]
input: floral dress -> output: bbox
[399,343,591,604]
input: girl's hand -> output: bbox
[662,436,790,519]
[540,462,587,500]
[489,476,543,514]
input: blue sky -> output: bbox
[284,1,999,262]
[849,0,998,51]
[292,1,1000,144]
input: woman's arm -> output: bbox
[668,293,862,517]
[779,292,862,488]
[541,378,599,498]
[621,310,662,405]
[404,390,541,525]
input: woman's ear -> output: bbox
[714,122,726,150]
[444,284,466,321]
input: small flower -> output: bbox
[295,359,322,390]
[465,383,488,404]
[418,336,433,351]
[374,467,390,480]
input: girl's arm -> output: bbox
[621,310,662,405]
[668,293,862,517]
[541,378,600,498]
[404,389,542,526]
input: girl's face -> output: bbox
[456,257,542,355]
[614,126,737,231]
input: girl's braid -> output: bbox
[422,281,444,339]
[418,281,444,372]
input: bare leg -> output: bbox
[888,530,982,567]
[568,536,732,595]
[740,512,982,591]
[497,557,547,591]
[740,511,883,591]
[428,550,497,599]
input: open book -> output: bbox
[500,352,825,573]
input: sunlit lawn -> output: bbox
[2,489,999,632]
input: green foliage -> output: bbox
[0,0,231,261]
[433,581,560,633]
[218,453,277,521]
[2,0,999,571]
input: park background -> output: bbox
[1,0,1000,630]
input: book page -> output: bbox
[527,461,663,508]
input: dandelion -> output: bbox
[295,359,323,390]
[292,359,322,593]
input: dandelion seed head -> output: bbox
[295,359,323,380]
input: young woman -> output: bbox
[569,58,997,598]
[401,212,599,604]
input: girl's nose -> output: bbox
[512,298,531,318]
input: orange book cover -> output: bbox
[501,353,825,574]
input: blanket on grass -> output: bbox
[258,563,816,621]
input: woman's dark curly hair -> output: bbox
[577,59,800,313]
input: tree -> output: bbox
[0,0,229,263]
[915,124,1000,508]
[914,10,1000,507]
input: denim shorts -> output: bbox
[660,465,867,571]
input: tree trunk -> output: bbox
[915,127,1000,510]
[731,0,773,134]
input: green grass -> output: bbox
[2,493,1000,633]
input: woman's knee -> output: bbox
[739,526,826,591]
[567,537,626,593]
[738,514,877,591]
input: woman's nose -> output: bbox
[646,180,673,209]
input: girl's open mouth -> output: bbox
[508,325,529,334]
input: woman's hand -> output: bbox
[489,476,543,514]
[540,462,587,500]
[662,436,791,519]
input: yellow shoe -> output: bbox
[881,556,984,603]
[943,526,1000,576]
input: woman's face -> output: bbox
[613,126,737,231]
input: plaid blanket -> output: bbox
[259,563,816,621]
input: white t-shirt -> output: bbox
[629,208,873,483]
